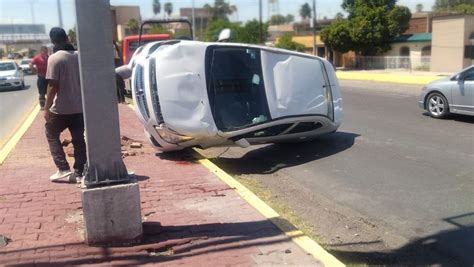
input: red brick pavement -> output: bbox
[0,104,322,266]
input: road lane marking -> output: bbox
[0,104,40,165]
[197,155,345,267]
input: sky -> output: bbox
[0,0,436,33]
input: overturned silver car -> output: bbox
[119,40,343,151]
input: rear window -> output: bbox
[206,46,271,132]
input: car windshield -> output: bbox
[0,62,16,71]
[206,47,270,131]
[20,60,30,64]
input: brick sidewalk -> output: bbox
[0,105,323,266]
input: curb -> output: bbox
[0,104,40,165]
[336,71,445,85]
[196,153,345,267]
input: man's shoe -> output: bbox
[49,170,72,181]
[68,172,83,183]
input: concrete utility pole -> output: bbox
[192,0,196,40]
[75,0,142,246]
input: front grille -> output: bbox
[149,58,164,124]
[134,64,150,121]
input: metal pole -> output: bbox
[312,0,316,55]
[259,0,263,44]
[57,0,64,28]
[75,0,129,187]
[191,0,196,40]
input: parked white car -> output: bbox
[0,60,25,90]
[19,59,33,75]
[118,40,343,151]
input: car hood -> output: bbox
[0,70,17,77]
[154,42,218,137]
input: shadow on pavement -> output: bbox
[327,213,474,266]
[422,112,474,124]
[208,132,359,175]
[0,85,30,92]
[6,218,303,265]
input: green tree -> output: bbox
[433,0,474,12]
[164,2,173,17]
[321,0,411,56]
[299,3,312,20]
[153,0,161,16]
[204,19,268,44]
[236,20,269,44]
[127,18,140,35]
[285,14,295,23]
[208,0,234,21]
[335,12,344,19]
[320,20,352,53]
[269,14,287,25]
[275,33,306,52]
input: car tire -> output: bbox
[426,92,449,119]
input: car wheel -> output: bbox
[426,92,449,119]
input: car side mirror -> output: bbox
[217,29,231,42]
[115,65,132,80]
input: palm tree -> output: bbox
[416,3,423,12]
[153,0,161,16]
[300,3,312,20]
[164,2,173,17]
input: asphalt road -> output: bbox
[200,80,474,265]
[0,75,38,147]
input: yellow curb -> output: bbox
[125,102,344,266]
[336,71,443,85]
[198,157,345,267]
[0,104,40,165]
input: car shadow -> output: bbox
[0,85,30,92]
[422,112,474,124]
[327,213,474,266]
[207,132,359,175]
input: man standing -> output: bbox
[44,27,86,182]
[30,46,49,110]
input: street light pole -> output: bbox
[57,0,64,28]
[259,0,263,44]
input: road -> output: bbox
[200,80,474,265]
[0,75,38,148]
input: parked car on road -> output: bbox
[0,60,25,91]
[418,65,474,118]
[118,40,343,151]
[19,59,33,74]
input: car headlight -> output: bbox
[5,76,17,80]
[155,127,193,144]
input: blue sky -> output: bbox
[0,0,435,33]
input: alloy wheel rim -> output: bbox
[428,96,445,116]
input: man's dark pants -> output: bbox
[37,76,47,108]
[45,113,87,175]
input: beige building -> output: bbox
[431,14,474,72]
[111,6,141,41]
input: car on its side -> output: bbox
[418,65,474,118]
[19,59,33,75]
[0,60,25,91]
[118,40,343,152]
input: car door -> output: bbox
[451,67,474,114]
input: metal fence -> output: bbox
[343,55,431,71]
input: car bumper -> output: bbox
[418,90,428,110]
[0,78,23,89]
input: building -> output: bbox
[431,14,474,72]
[111,6,141,41]
[268,24,294,41]
[405,12,432,34]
